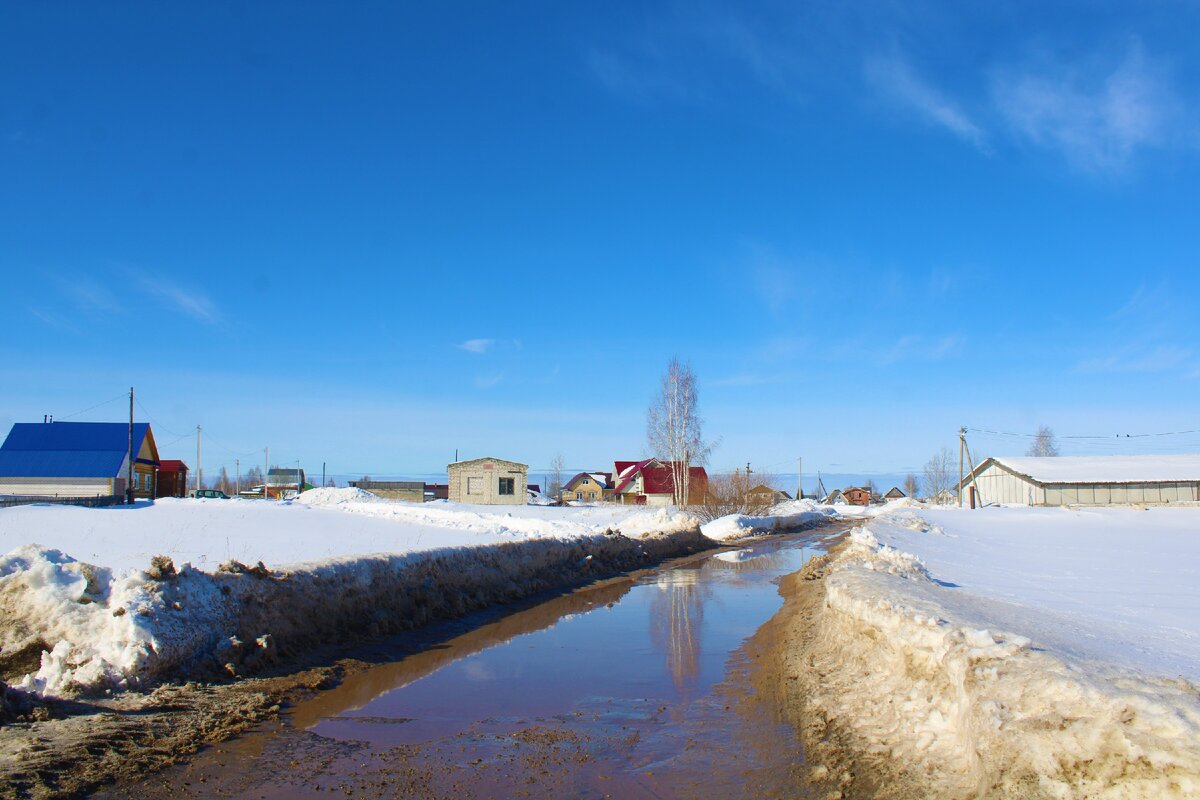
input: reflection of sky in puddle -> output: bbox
[310,534,831,747]
[713,549,754,563]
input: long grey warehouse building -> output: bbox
[958,455,1200,507]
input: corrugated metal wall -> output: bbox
[969,463,1200,506]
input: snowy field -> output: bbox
[0,489,697,574]
[808,504,1200,798]
[0,489,825,696]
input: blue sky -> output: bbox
[3,1,1200,487]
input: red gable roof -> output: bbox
[642,465,708,495]
[612,459,707,496]
[158,459,188,473]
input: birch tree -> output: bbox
[647,357,715,506]
[547,453,565,501]
[1026,426,1060,457]
[923,447,955,502]
[903,473,919,499]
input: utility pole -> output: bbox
[797,457,803,500]
[196,425,203,494]
[127,387,134,505]
[296,459,301,494]
[958,426,966,508]
[235,458,240,496]
[264,446,269,500]
[322,461,326,488]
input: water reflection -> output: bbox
[648,566,709,691]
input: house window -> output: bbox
[498,477,514,495]
[467,476,482,495]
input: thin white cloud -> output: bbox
[992,44,1173,173]
[141,280,220,324]
[474,372,504,389]
[458,338,495,354]
[1076,344,1192,375]
[878,334,964,365]
[864,53,989,151]
[1110,282,1170,321]
[60,278,121,314]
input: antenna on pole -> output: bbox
[127,387,135,505]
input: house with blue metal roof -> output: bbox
[0,421,160,499]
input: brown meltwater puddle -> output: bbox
[106,526,846,799]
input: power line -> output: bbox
[57,392,129,420]
[968,426,1200,441]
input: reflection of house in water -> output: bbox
[648,567,707,691]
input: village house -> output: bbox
[266,467,306,499]
[0,421,160,499]
[447,457,528,505]
[821,488,845,504]
[882,486,907,501]
[957,455,1200,507]
[747,484,792,505]
[562,472,612,502]
[841,486,872,506]
[611,458,708,506]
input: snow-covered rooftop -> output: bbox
[990,454,1200,484]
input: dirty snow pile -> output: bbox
[0,491,711,696]
[806,506,1200,798]
[701,498,838,541]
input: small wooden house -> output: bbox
[0,421,160,499]
[882,486,906,501]
[842,486,872,506]
[747,484,792,505]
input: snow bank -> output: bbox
[294,486,378,506]
[701,498,837,541]
[0,498,719,696]
[803,508,1200,798]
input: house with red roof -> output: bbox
[611,458,708,506]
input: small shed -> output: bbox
[447,457,528,505]
[156,460,189,498]
[958,455,1200,507]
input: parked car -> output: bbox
[190,489,230,499]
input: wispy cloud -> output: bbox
[60,278,121,314]
[474,372,504,389]
[1109,282,1170,321]
[586,48,700,104]
[877,334,964,365]
[27,306,81,333]
[864,53,988,151]
[1076,344,1192,375]
[457,338,495,354]
[992,43,1174,173]
[126,270,219,324]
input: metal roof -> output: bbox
[1,422,151,452]
[0,450,126,478]
[0,422,153,478]
[964,455,1200,487]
